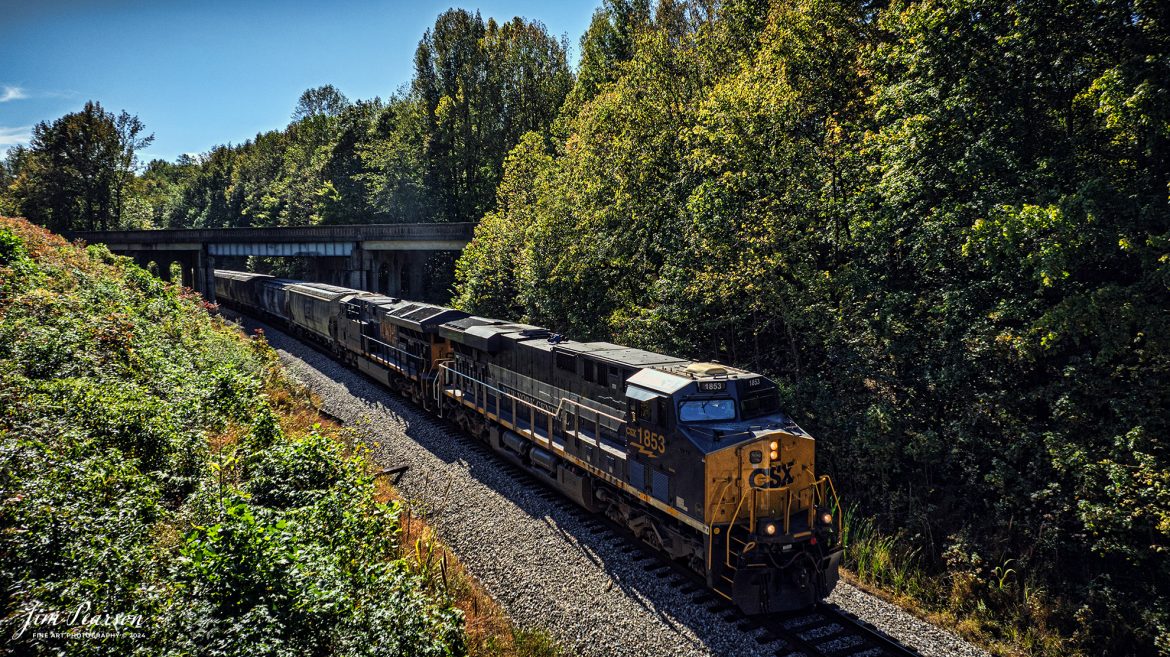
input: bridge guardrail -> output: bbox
[64,222,476,245]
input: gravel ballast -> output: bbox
[234,313,991,657]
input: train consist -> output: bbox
[214,269,843,614]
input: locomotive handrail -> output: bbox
[726,489,751,568]
[785,486,795,533]
[436,363,556,449]
[822,476,843,537]
[553,397,626,429]
[721,474,843,568]
[436,362,626,432]
[363,335,425,376]
[708,477,735,570]
[431,358,456,416]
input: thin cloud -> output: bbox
[0,126,33,147]
[41,89,79,100]
[0,86,28,102]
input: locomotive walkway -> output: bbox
[65,222,475,302]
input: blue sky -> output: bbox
[0,0,597,163]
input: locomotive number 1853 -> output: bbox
[627,426,667,457]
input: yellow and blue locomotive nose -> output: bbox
[703,429,842,614]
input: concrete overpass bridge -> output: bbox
[65,223,475,303]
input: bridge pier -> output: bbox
[347,244,370,291]
[197,247,216,304]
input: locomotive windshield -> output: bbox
[741,387,781,419]
[679,398,736,422]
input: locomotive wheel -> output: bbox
[642,525,665,552]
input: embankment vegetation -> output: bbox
[0,216,556,656]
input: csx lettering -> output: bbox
[627,426,667,458]
[749,460,795,489]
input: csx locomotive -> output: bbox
[214,269,843,614]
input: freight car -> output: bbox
[214,270,272,310]
[214,269,843,614]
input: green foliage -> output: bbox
[0,226,39,294]
[3,101,152,231]
[452,1,1170,654]
[453,132,554,318]
[0,218,465,656]
[244,429,348,509]
[404,10,573,224]
[842,506,924,599]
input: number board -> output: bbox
[697,381,726,392]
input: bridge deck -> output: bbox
[63,223,476,304]
[65,222,475,249]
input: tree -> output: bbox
[411,9,571,222]
[453,131,554,317]
[7,101,152,231]
[292,84,350,121]
[131,158,198,229]
[450,1,1170,652]
[359,96,428,223]
[112,110,154,225]
[562,0,652,117]
[0,146,31,217]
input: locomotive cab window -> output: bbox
[627,386,665,427]
[678,397,736,422]
[740,386,781,419]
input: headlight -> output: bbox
[764,523,777,536]
[769,441,779,450]
[820,512,833,526]
[769,450,779,460]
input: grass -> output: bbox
[840,506,1073,657]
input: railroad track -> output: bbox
[241,310,925,657]
[754,604,924,657]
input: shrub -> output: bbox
[0,218,466,656]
